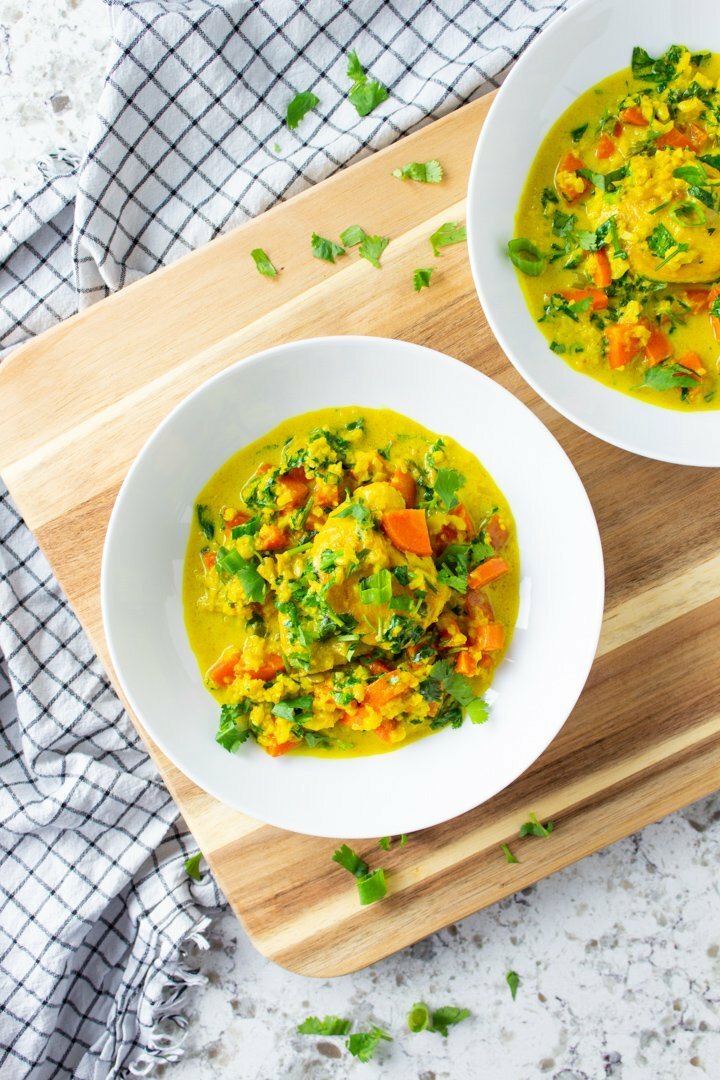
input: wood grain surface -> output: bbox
[1,91,719,977]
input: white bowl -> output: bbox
[467,0,720,467]
[101,337,604,838]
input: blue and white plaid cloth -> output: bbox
[0,2,566,1075]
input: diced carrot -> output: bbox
[556,151,592,202]
[375,719,398,743]
[677,351,705,377]
[709,286,720,340]
[368,660,392,676]
[257,463,273,475]
[313,477,342,508]
[560,287,608,311]
[389,465,417,508]
[596,134,616,160]
[266,741,294,758]
[685,288,710,314]
[225,511,250,530]
[256,524,290,552]
[465,588,494,621]
[590,247,612,289]
[688,122,708,151]
[202,550,217,569]
[613,120,624,138]
[277,470,309,509]
[485,513,509,551]
[620,106,648,127]
[656,126,692,149]
[643,325,673,366]
[381,509,432,557]
[453,503,475,537]
[244,654,286,682]
[434,503,475,553]
[455,650,478,677]
[364,675,406,710]
[208,652,240,687]
[467,557,509,590]
[471,623,506,652]
[606,323,641,369]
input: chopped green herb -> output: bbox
[377,836,391,851]
[429,1006,471,1036]
[636,363,699,391]
[332,843,369,879]
[215,703,250,752]
[632,44,684,86]
[506,970,520,1001]
[336,501,372,526]
[349,80,389,117]
[250,247,278,277]
[311,232,346,263]
[501,843,519,864]
[507,237,546,276]
[434,467,465,510]
[216,547,267,602]
[346,49,367,84]
[231,515,261,538]
[430,221,467,256]
[298,1016,351,1036]
[408,1002,430,1033]
[413,267,434,291]
[286,90,320,130]
[359,568,393,605]
[272,695,313,723]
[699,153,720,171]
[672,164,713,188]
[340,224,366,247]
[346,1027,392,1062]
[184,852,203,882]
[196,503,215,540]
[519,812,554,838]
[399,833,407,846]
[540,186,559,211]
[575,165,628,192]
[570,123,588,142]
[357,867,387,905]
[392,159,444,183]
[359,234,389,268]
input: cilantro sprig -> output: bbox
[345,50,389,117]
[413,267,434,292]
[519,812,554,838]
[429,221,466,256]
[392,159,443,183]
[347,1027,392,1062]
[311,232,346,263]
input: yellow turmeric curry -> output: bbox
[510,44,720,410]
[183,407,519,758]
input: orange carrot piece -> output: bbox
[467,557,509,590]
[485,513,509,551]
[472,623,506,652]
[266,741,294,758]
[643,325,673,366]
[620,106,648,127]
[685,288,710,314]
[277,470,309,508]
[613,120,624,138]
[256,524,290,552]
[364,675,406,710]
[590,247,612,289]
[688,122,708,151]
[244,654,286,682]
[556,151,592,202]
[677,351,705,377]
[465,588,494,621]
[709,286,720,341]
[606,324,641,369]
[208,652,240,686]
[375,719,398,743]
[656,126,692,149]
[560,287,608,311]
[381,509,432,557]
[202,550,217,569]
[596,134,616,159]
[225,511,250,530]
[389,465,417,508]
[455,650,478,677]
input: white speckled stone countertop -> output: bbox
[3,4,720,1078]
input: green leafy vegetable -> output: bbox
[349,80,389,117]
[430,221,467,256]
[647,223,678,257]
[413,267,434,291]
[184,852,203,882]
[507,237,546,276]
[519,812,554,838]
[434,467,465,510]
[216,547,267,602]
[346,1027,392,1062]
[501,843,519,864]
[215,703,251,752]
[575,165,627,192]
[231,515,261,538]
[311,232,346,263]
[408,1002,430,1033]
[286,90,320,130]
[250,247,278,277]
[340,224,367,247]
[672,164,713,188]
[298,1016,352,1036]
[570,123,588,142]
[336,501,372,526]
[359,234,389,268]
[506,970,520,1000]
[631,44,684,86]
[429,660,489,725]
[196,503,215,540]
[272,695,313,723]
[699,153,720,171]
[392,159,443,183]
[359,569,393,605]
[636,363,700,391]
[429,1006,471,1036]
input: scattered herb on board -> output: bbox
[332,843,387,905]
[359,234,389,268]
[298,1016,352,1035]
[428,1005,471,1036]
[340,224,367,247]
[413,267,434,291]
[501,843,519,864]
[250,248,278,277]
[519,812,554,838]
[346,49,389,117]
[506,970,520,1000]
[429,221,467,256]
[378,833,408,850]
[392,159,443,183]
[286,90,320,130]
[311,232,346,263]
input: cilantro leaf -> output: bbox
[434,467,465,510]
[272,695,313,723]
[340,224,366,247]
[392,159,444,183]
[377,836,390,851]
[519,812,554,838]
[336,501,372,526]
[250,248,278,277]
[349,80,389,117]
[576,165,627,192]
[298,1016,351,1036]
[359,234,389,268]
[346,49,366,84]
[196,503,215,540]
[216,547,267,602]
[311,232,346,263]
[231,515,261,538]
[501,843,519,864]
[286,91,319,130]
[672,164,710,188]
[346,1027,392,1062]
[215,703,251,753]
[570,123,588,143]
[506,970,520,1000]
[636,363,700,391]
[699,154,720,171]
[429,1006,471,1036]
[632,44,684,85]
[413,267,434,292]
[184,852,203,882]
[430,221,467,256]
[332,843,369,879]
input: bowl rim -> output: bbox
[466,0,720,468]
[100,335,605,836]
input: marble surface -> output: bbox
[3,5,720,1079]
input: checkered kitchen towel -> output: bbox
[0,1,566,1076]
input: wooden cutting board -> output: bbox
[2,91,720,978]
